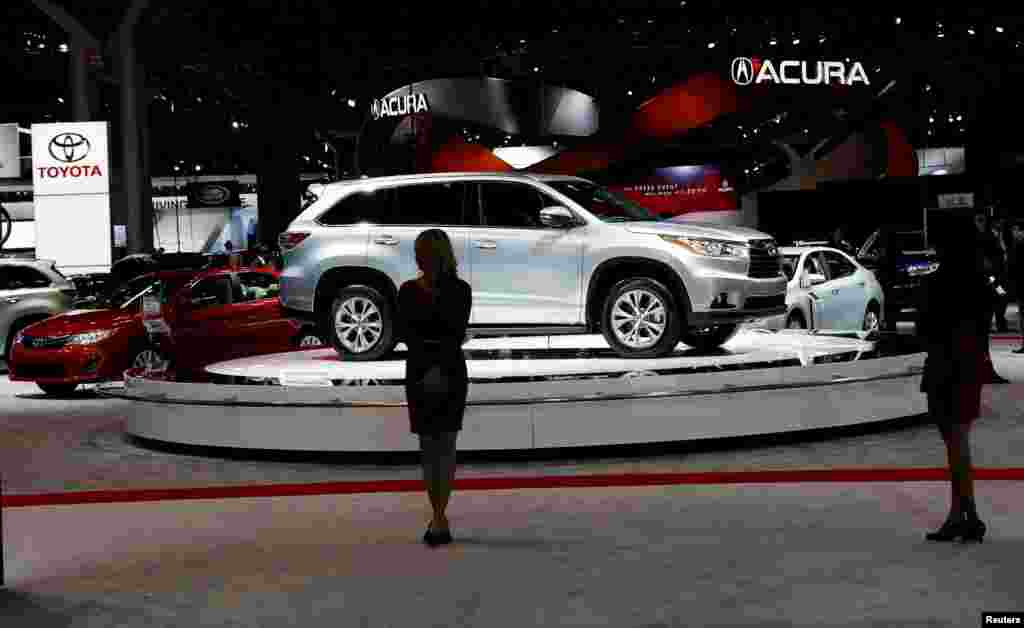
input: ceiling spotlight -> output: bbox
[57,97,64,103]
[330,89,336,96]
[792,38,800,45]
[769,38,777,46]
[968,28,976,35]
[627,90,633,96]
[58,43,68,52]
[895,17,901,25]
[819,35,826,43]
[347,99,356,107]
[232,121,240,129]
[937,32,944,38]
[194,165,202,172]
[707,42,716,48]
[996,26,1005,33]
[929,116,935,123]
[534,66,540,72]
[679,1,686,6]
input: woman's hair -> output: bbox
[415,228,459,294]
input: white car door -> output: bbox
[468,181,583,325]
[800,252,834,329]
[821,250,867,330]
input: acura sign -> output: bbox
[731,57,870,86]
[371,92,430,120]
[32,122,109,196]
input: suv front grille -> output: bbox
[748,240,782,278]
[22,335,71,349]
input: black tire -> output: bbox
[37,382,78,396]
[785,311,808,330]
[680,324,740,352]
[600,277,682,358]
[294,328,325,349]
[863,303,881,333]
[129,344,171,374]
[327,284,395,361]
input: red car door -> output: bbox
[228,271,296,358]
[170,274,236,370]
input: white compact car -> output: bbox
[754,246,885,333]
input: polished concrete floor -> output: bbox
[1,336,1023,626]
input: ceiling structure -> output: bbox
[2,2,1021,183]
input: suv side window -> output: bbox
[318,189,396,225]
[393,182,471,225]
[189,276,232,308]
[822,251,856,280]
[0,265,52,290]
[803,253,828,279]
[479,182,545,228]
[237,271,280,301]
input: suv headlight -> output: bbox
[659,236,750,258]
[67,330,114,345]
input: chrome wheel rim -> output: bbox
[133,349,167,372]
[610,289,667,349]
[335,296,383,354]
[863,310,880,333]
[298,334,324,348]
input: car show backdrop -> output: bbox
[604,165,738,219]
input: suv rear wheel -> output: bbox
[600,278,681,358]
[680,324,740,352]
[328,285,394,361]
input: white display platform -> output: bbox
[107,330,928,454]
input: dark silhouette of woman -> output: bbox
[395,229,472,546]
[917,217,991,543]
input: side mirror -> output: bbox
[539,206,576,229]
[805,273,827,287]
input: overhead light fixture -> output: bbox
[58,43,68,52]
[57,97,64,103]
[819,35,826,43]
[627,90,633,95]
[937,32,944,38]
[707,42,716,48]
[769,38,777,45]
[347,99,356,107]
[895,17,901,25]
[996,26,1005,33]
[232,121,240,129]
[929,116,935,123]
[792,38,800,44]
[534,66,540,72]
[968,28,976,35]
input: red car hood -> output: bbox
[25,308,139,338]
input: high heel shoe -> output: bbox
[960,519,987,544]
[925,520,965,542]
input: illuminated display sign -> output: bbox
[370,92,430,120]
[731,58,870,86]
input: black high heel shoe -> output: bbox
[960,518,987,544]
[925,520,965,542]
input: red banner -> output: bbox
[606,166,738,218]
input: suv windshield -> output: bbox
[546,181,657,223]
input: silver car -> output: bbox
[1,259,76,359]
[278,173,787,360]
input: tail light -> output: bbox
[278,231,310,253]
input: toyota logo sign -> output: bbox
[731,57,755,86]
[48,132,91,163]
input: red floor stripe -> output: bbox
[4,468,1024,508]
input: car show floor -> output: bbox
[2,330,1023,626]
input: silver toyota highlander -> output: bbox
[1,258,76,360]
[278,172,786,360]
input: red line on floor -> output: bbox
[4,468,1024,508]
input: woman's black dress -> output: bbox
[396,277,472,435]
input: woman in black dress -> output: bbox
[918,219,991,543]
[395,228,472,546]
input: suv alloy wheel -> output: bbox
[601,278,681,358]
[328,285,395,361]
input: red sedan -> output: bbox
[9,267,322,395]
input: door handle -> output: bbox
[373,235,399,245]
[474,240,497,250]
[5,297,19,304]
[856,282,865,287]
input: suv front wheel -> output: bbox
[328,285,395,361]
[600,278,682,358]
[680,324,739,352]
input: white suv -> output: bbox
[278,172,786,360]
